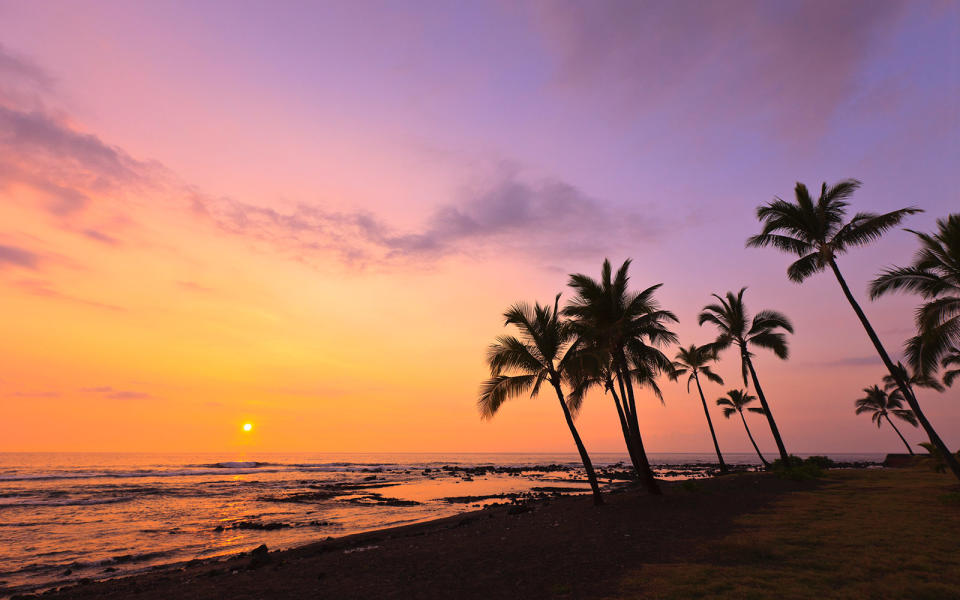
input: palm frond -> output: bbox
[750,309,794,335]
[890,409,919,427]
[745,233,811,255]
[700,365,724,386]
[748,331,790,360]
[487,336,545,376]
[478,375,536,419]
[787,252,825,283]
[833,208,923,252]
[870,266,950,300]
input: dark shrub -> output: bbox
[770,455,823,480]
[804,456,835,469]
[770,455,804,470]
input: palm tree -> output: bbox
[716,389,769,467]
[854,385,918,455]
[943,347,960,388]
[670,344,728,473]
[882,362,945,397]
[478,296,602,505]
[564,259,678,495]
[870,214,960,376]
[747,180,960,481]
[699,288,792,463]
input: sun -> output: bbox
[242,423,253,432]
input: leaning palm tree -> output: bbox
[670,344,728,473]
[747,180,960,481]
[699,288,792,463]
[943,347,960,388]
[564,259,678,495]
[716,389,769,467]
[854,385,918,455]
[870,214,960,377]
[478,296,603,505]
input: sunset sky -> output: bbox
[1,1,957,454]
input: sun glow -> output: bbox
[242,423,253,432]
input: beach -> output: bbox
[0,452,744,596]
[1,452,888,597]
[16,465,957,600]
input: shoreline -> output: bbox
[17,471,824,600]
[2,460,889,599]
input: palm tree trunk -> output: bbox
[550,380,603,505]
[615,357,662,495]
[739,409,770,467]
[694,373,727,473]
[613,369,647,478]
[607,378,642,479]
[744,354,789,463]
[884,414,915,455]
[828,259,960,481]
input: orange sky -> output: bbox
[1,1,958,454]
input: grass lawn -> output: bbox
[613,467,960,600]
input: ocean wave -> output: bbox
[0,496,134,508]
[0,463,408,483]
[1,549,178,577]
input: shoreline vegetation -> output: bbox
[30,465,959,600]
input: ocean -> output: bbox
[0,452,883,597]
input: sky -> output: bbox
[0,0,957,454]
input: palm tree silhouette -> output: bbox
[854,385,918,455]
[870,214,960,377]
[564,259,677,495]
[699,288,792,463]
[943,347,960,388]
[478,296,603,505]
[716,389,769,467]
[747,180,959,480]
[670,344,728,473]
[882,362,945,399]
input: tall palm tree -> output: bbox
[478,296,603,505]
[670,344,728,473]
[854,385,919,455]
[699,288,792,463]
[564,258,678,495]
[943,347,960,388]
[716,389,769,467]
[747,180,960,481]
[870,214,960,377]
[565,343,640,478]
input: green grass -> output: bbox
[612,468,960,600]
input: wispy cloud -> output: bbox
[806,355,904,368]
[177,281,214,293]
[81,386,153,400]
[15,279,125,311]
[3,45,676,270]
[0,43,53,109]
[81,229,119,245]
[0,45,157,229]
[0,244,41,269]
[194,167,675,266]
[8,390,61,398]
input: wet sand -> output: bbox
[32,472,820,600]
